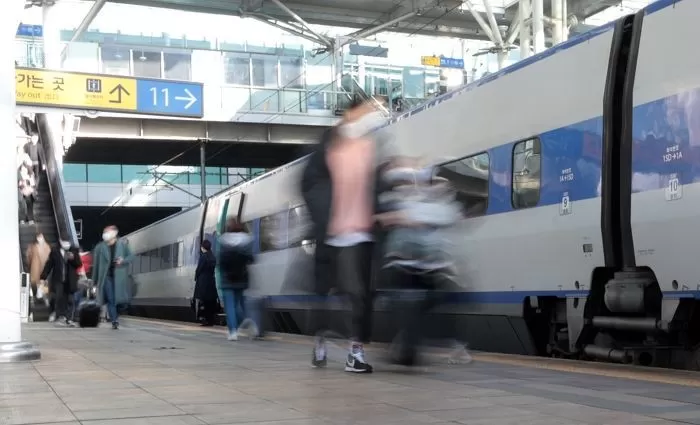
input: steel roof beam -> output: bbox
[269,0,332,47]
[462,1,496,42]
[245,12,328,46]
[342,11,418,45]
[61,0,107,61]
[482,0,504,46]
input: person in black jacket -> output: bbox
[24,134,40,182]
[40,240,82,327]
[217,219,254,341]
[193,240,218,326]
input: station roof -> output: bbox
[68,0,619,42]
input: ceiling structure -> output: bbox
[31,0,629,49]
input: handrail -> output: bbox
[35,114,79,248]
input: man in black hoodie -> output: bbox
[24,134,40,183]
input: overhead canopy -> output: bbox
[55,0,619,44]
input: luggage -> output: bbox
[78,300,101,328]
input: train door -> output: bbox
[629,1,700,309]
[214,193,245,299]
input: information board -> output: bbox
[15,68,204,118]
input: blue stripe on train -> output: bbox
[266,289,700,306]
[270,290,700,304]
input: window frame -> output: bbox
[510,136,542,210]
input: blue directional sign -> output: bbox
[16,24,43,38]
[136,79,204,118]
[440,57,464,69]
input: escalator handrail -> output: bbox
[35,114,79,248]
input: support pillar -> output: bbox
[42,1,65,170]
[532,0,545,54]
[199,140,207,203]
[551,0,563,46]
[519,0,532,59]
[331,36,345,111]
[0,0,41,363]
[561,0,569,42]
[42,2,62,70]
[497,51,507,70]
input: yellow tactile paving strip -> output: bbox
[123,316,700,388]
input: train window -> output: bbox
[288,206,311,248]
[150,249,160,272]
[174,241,183,268]
[435,152,490,217]
[512,138,542,209]
[259,212,286,253]
[160,245,172,269]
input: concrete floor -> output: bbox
[2,318,700,425]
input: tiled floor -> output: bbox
[1,318,699,425]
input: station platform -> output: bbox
[3,319,700,425]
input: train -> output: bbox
[124,0,700,369]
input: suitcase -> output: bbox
[78,300,101,328]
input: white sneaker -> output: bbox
[48,313,56,322]
[227,331,238,341]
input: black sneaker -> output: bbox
[112,322,119,330]
[345,351,373,374]
[312,339,327,368]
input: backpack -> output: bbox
[300,128,334,242]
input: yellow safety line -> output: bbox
[122,316,700,386]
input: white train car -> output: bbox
[125,0,700,369]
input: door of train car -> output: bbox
[629,0,700,298]
[214,192,245,300]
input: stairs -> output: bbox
[19,168,58,322]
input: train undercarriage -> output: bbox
[526,268,700,370]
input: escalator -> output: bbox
[18,114,80,322]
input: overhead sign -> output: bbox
[16,24,43,38]
[136,79,204,117]
[348,44,388,58]
[15,68,204,118]
[421,56,465,69]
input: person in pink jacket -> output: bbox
[319,97,387,374]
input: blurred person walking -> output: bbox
[92,225,133,330]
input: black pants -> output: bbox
[385,267,456,363]
[32,163,40,184]
[52,282,70,319]
[315,242,374,343]
[21,195,34,222]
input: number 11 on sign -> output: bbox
[150,87,169,107]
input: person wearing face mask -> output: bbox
[18,163,36,225]
[303,96,396,374]
[26,232,51,304]
[91,225,133,330]
[193,240,218,326]
[40,240,82,327]
[24,133,41,182]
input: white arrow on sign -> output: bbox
[175,88,197,110]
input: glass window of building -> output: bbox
[163,52,191,81]
[132,50,162,78]
[279,57,303,89]
[251,55,278,88]
[122,165,150,184]
[224,53,251,85]
[101,46,130,75]
[87,164,121,184]
[63,163,87,183]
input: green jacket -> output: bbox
[92,239,133,306]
